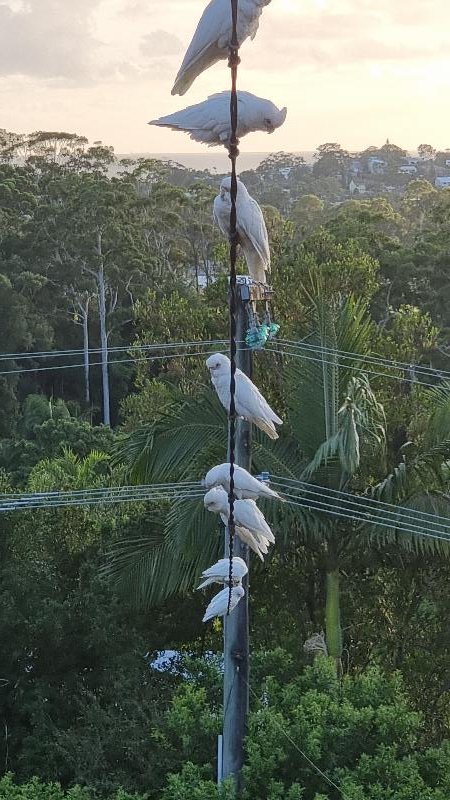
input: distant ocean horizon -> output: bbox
[118,151,315,173]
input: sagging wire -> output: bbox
[226,0,240,614]
[0,339,229,364]
[265,345,442,390]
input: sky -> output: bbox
[1,0,450,155]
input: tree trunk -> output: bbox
[325,566,343,675]
[81,299,90,406]
[96,263,110,426]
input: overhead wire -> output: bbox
[272,475,450,528]
[2,476,450,547]
[271,484,450,544]
[265,345,441,390]
[0,338,229,363]
[278,338,450,382]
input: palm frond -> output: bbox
[116,389,226,483]
[362,491,450,557]
[105,499,222,607]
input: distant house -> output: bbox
[349,179,366,195]
[398,165,417,175]
[367,157,386,175]
[435,176,450,188]
[445,159,450,168]
[403,157,420,166]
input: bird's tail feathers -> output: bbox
[196,577,213,590]
[253,417,279,439]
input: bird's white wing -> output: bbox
[202,585,244,621]
[203,587,228,621]
[213,195,230,237]
[236,369,283,424]
[172,0,230,96]
[235,500,275,541]
[150,95,225,132]
[238,195,270,270]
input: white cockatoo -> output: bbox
[203,463,283,501]
[214,177,270,283]
[206,352,282,439]
[149,91,287,148]
[172,0,272,96]
[204,486,275,561]
[202,584,245,622]
[197,556,248,589]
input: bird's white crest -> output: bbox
[149,91,287,149]
[206,352,283,439]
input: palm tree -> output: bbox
[108,288,450,671]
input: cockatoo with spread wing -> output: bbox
[214,177,270,283]
[206,352,282,439]
[197,557,248,589]
[149,91,287,148]
[204,486,275,561]
[172,0,272,96]
[203,463,283,501]
[202,584,245,622]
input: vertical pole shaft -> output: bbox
[222,285,251,791]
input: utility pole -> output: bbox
[222,279,252,790]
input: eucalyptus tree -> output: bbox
[24,168,147,424]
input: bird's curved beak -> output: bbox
[200,478,206,487]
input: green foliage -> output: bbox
[0,776,150,800]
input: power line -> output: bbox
[266,345,441,390]
[279,490,450,545]
[272,476,450,530]
[0,486,205,513]
[278,338,449,383]
[0,339,229,363]
[0,347,230,377]
[2,477,450,547]
[244,676,349,799]
[272,489,450,542]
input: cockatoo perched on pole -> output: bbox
[202,584,245,622]
[206,353,282,439]
[204,486,275,561]
[203,463,283,501]
[172,0,272,96]
[214,176,270,283]
[149,91,287,148]
[197,557,248,589]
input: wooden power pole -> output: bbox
[222,279,252,789]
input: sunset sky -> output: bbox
[1,0,449,154]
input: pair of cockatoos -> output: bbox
[199,461,282,621]
[203,463,282,560]
[199,556,247,622]
[149,0,286,148]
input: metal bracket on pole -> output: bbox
[234,275,274,304]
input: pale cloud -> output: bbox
[140,31,183,59]
[0,0,101,81]
[0,0,449,153]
